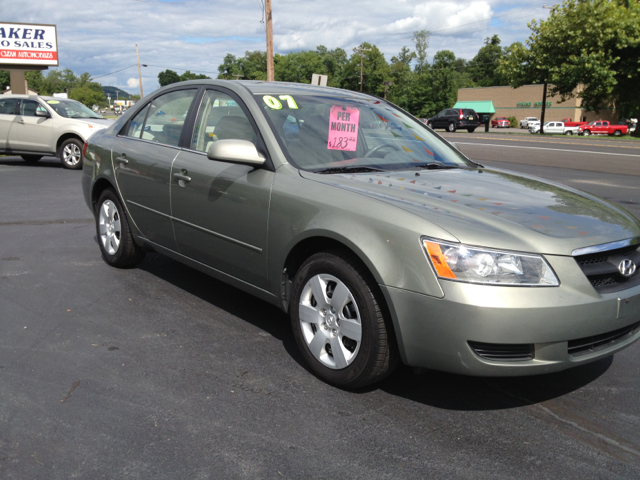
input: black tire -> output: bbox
[95,189,145,268]
[427,122,433,129]
[583,129,591,136]
[613,130,622,136]
[58,138,84,170]
[467,128,476,133]
[565,131,573,135]
[289,251,398,389]
[447,122,456,133]
[21,154,42,163]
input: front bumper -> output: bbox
[381,255,640,376]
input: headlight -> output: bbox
[421,237,559,286]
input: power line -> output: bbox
[92,64,138,79]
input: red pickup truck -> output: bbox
[561,118,588,127]
[578,121,628,136]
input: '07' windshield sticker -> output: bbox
[328,106,359,151]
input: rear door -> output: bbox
[170,87,274,290]
[7,99,52,152]
[0,97,18,150]
[112,87,199,250]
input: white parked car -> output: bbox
[529,121,579,135]
[520,117,539,129]
[0,95,112,169]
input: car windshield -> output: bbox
[45,99,103,119]
[256,93,472,172]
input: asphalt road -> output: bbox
[1,149,639,479]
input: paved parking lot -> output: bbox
[1,155,639,479]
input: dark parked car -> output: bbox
[426,108,480,133]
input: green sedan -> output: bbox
[82,80,640,389]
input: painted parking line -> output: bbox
[448,135,640,150]
[454,142,640,158]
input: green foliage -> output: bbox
[69,85,106,107]
[412,30,431,74]
[0,70,9,91]
[158,69,181,87]
[179,70,210,81]
[467,35,509,87]
[507,116,517,128]
[499,0,640,125]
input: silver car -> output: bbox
[82,81,640,389]
[0,95,112,169]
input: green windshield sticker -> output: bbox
[47,100,60,104]
[278,95,298,109]
[263,95,283,109]
[263,95,298,110]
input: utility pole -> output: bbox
[540,82,548,134]
[136,44,144,98]
[383,81,393,100]
[265,0,274,81]
[357,47,371,92]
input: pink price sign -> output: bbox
[327,106,359,151]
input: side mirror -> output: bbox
[35,109,50,118]
[207,139,266,166]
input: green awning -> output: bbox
[453,101,495,114]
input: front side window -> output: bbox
[126,104,150,138]
[0,98,18,115]
[142,89,197,146]
[257,93,472,172]
[191,90,256,153]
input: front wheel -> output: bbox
[447,122,456,133]
[58,138,84,170]
[21,154,42,163]
[96,189,146,268]
[582,130,591,136]
[290,251,398,389]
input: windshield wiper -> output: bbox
[413,163,459,170]
[313,166,386,174]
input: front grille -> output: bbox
[568,321,640,356]
[468,341,534,362]
[574,244,640,293]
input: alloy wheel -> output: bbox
[98,200,122,255]
[298,274,362,369]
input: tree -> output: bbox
[342,43,391,96]
[316,46,348,87]
[69,85,106,107]
[0,70,9,91]
[275,50,326,83]
[179,70,210,81]
[158,69,180,87]
[388,46,417,110]
[239,50,267,80]
[499,0,640,133]
[217,54,243,79]
[412,30,431,74]
[467,34,507,87]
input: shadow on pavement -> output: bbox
[0,156,62,168]
[136,252,611,409]
[378,356,612,410]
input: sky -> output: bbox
[2,0,551,95]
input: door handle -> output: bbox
[116,154,128,165]
[17,120,24,124]
[173,170,191,186]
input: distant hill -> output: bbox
[102,86,130,100]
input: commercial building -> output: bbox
[455,84,619,125]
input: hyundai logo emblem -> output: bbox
[618,259,637,277]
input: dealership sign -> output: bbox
[0,22,58,67]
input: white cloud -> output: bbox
[127,78,140,88]
[1,0,550,94]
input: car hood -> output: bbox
[72,118,112,128]
[300,167,640,255]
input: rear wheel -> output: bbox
[467,128,476,133]
[96,189,146,268]
[565,131,573,135]
[290,251,398,389]
[21,155,42,163]
[448,122,456,133]
[427,122,433,129]
[613,130,622,136]
[58,138,83,170]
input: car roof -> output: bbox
[1,94,78,102]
